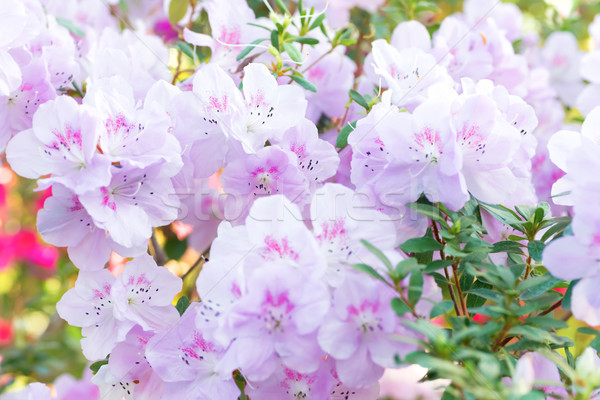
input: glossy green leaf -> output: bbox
[283,42,303,63]
[168,0,188,25]
[336,120,356,148]
[289,75,317,92]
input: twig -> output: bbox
[493,323,511,352]
[539,299,563,316]
[453,263,468,316]
[523,255,532,280]
[445,267,462,316]
[182,253,209,281]
[432,220,462,316]
[150,232,168,266]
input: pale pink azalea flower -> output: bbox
[91,364,135,400]
[78,161,179,250]
[106,325,165,400]
[432,16,494,83]
[83,77,182,174]
[347,91,396,189]
[182,0,263,76]
[0,383,52,400]
[37,185,145,270]
[318,274,417,388]
[0,0,44,98]
[56,269,122,360]
[146,304,239,400]
[371,39,452,110]
[6,96,111,194]
[0,58,56,152]
[186,63,307,155]
[378,365,447,400]
[216,262,330,381]
[274,118,340,190]
[537,31,583,107]
[111,254,181,333]
[221,146,309,222]
[450,91,521,204]
[54,370,100,400]
[547,107,600,206]
[375,89,469,211]
[177,176,226,254]
[301,43,356,122]
[196,195,325,314]
[246,362,334,400]
[310,183,396,286]
[511,352,567,397]
[85,27,171,101]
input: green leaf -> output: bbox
[291,36,319,45]
[423,259,454,274]
[309,12,326,31]
[247,22,272,32]
[518,391,547,400]
[562,279,578,311]
[390,298,411,316]
[528,240,545,262]
[361,239,393,270]
[430,300,454,318]
[408,273,424,306]
[590,336,600,353]
[168,0,188,25]
[479,203,525,232]
[394,258,421,280]
[524,316,568,330]
[577,327,600,336]
[515,205,536,221]
[466,280,493,309]
[336,120,356,148]
[338,24,358,46]
[491,241,525,255]
[540,217,571,242]
[352,263,390,286]
[283,42,303,63]
[273,0,291,14]
[270,29,280,50]
[176,41,195,59]
[519,275,561,300]
[406,202,445,223]
[414,1,441,13]
[508,325,569,345]
[176,295,190,316]
[90,358,109,374]
[236,38,268,61]
[349,89,369,109]
[56,18,85,37]
[400,237,443,253]
[467,288,503,303]
[533,205,547,224]
[165,236,188,260]
[289,75,317,92]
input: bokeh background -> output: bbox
[1,0,600,396]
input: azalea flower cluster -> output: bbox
[543,105,600,326]
[2,0,600,398]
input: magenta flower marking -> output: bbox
[261,290,295,332]
[261,236,299,261]
[218,26,242,45]
[316,220,347,243]
[104,112,139,142]
[100,187,116,211]
[208,95,228,113]
[192,331,217,353]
